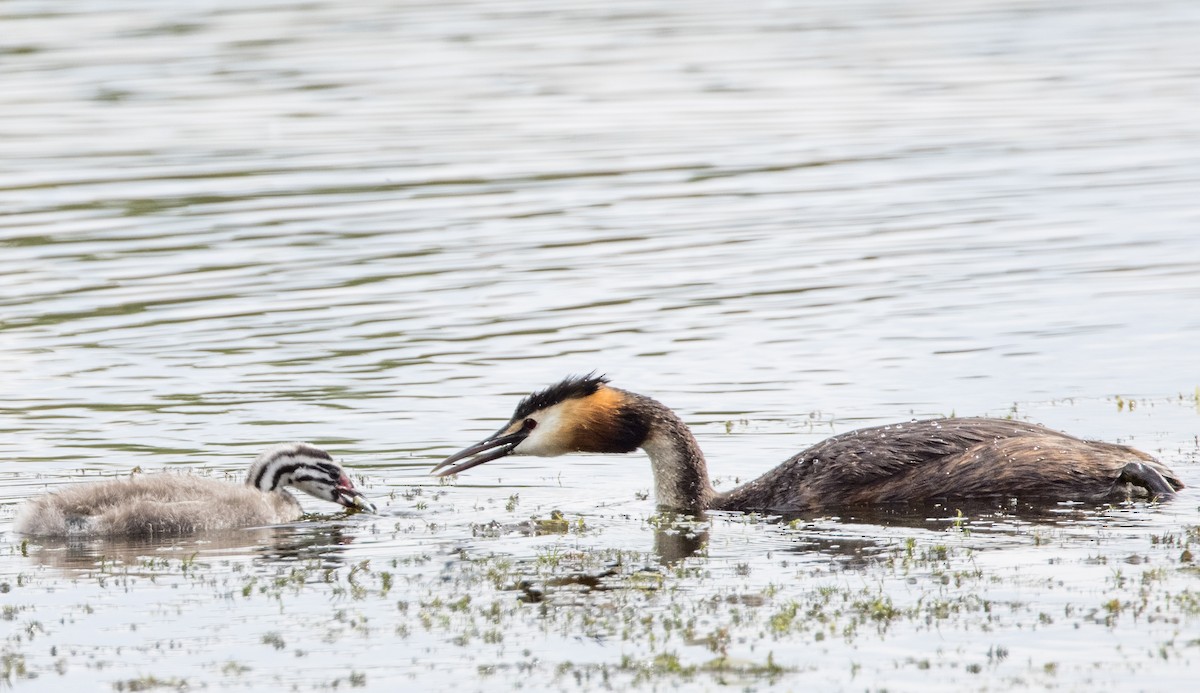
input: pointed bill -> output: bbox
[431,426,529,477]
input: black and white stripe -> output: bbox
[247,442,338,492]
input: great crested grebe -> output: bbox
[432,375,1182,513]
[15,442,377,537]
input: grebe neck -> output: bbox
[631,395,716,511]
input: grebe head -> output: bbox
[248,443,377,513]
[432,374,650,477]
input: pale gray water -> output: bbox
[2,0,1200,690]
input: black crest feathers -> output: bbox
[512,373,608,420]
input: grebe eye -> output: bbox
[523,418,537,430]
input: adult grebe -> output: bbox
[15,442,377,537]
[432,375,1181,513]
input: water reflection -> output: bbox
[23,522,357,573]
[779,497,1181,532]
[652,511,710,565]
[251,522,358,567]
[696,496,1188,570]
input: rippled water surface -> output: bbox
[3,0,1200,690]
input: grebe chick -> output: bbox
[15,443,377,537]
[432,375,1183,513]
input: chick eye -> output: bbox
[523,418,537,430]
